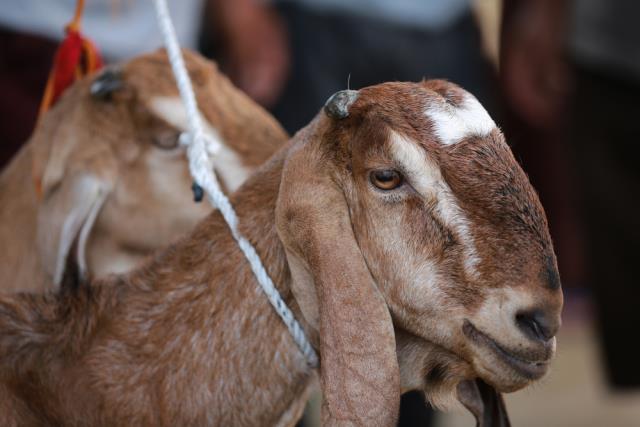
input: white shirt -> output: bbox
[0,0,204,61]
[279,0,471,30]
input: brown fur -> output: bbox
[0,81,562,425]
[0,49,287,292]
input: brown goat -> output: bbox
[0,49,286,292]
[0,81,562,426]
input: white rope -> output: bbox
[152,0,318,368]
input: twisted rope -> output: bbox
[152,0,318,368]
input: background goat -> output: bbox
[0,49,287,292]
[0,80,562,426]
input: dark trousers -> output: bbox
[0,27,56,169]
[569,66,640,389]
[271,3,499,134]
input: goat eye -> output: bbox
[152,131,180,150]
[370,170,403,190]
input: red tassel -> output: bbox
[50,31,82,104]
[38,0,103,117]
[35,0,103,197]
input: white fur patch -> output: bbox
[389,132,480,279]
[149,96,250,192]
[425,93,495,145]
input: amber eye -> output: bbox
[370,169,403,190]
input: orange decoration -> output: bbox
[34,0,103,198]
[38,0,103,117]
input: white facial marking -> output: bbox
[425,93,496,145]
[389,132,480,279]
[389,133,442,192]
[149,96,250,192]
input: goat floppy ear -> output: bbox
[31,107,116,288]
[457,379,511,427]
[36,173,111,287]
[276,129,401,426]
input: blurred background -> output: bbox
[1,0,639,425]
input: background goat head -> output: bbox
[276,80,563,424]
[0,49,286,291]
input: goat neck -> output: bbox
[0,143,313,426]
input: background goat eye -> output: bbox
[370,170,403,190]
[152,131,180,150]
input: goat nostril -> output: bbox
[515,309,557,342]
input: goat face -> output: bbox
[276,80,562,422]
[32,50,285,285]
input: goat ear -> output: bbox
[277,136,400,425]
[457,379,511,427]
[30,95,117,288]
[37,173,111,288]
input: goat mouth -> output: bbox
[462,320,549,381]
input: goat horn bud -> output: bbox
[90,68,123,100]
[324,90,358,119]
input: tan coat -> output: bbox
[0,50,287,292]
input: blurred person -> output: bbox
[207,0,500,134]
[500,0,588,301]
[0,0,287,168]
[205,0,290,108]
[501,0,640,389]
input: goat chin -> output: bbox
[396,329,476,412]
[422,360,472,412]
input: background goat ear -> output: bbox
[277,138,400,425]
[457,379,511,427]
[90,67,123,101]
[37,172,111,288]
[30,93,117,288]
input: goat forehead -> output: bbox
[353,82,495,149]
[424,92,496,146]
